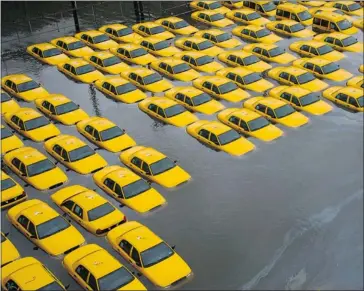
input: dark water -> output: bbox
[1,3,363,290]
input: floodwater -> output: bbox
[1,3,363,290]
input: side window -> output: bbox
[157,107,166,118]
[283,11,290,18]
[190,58,197,66]
[110,85,117,95]
[93,129,101,141]
[280,92,291,101]
[336,93,348,102]
[291,96,301,106]
[5,280,20,291]
[212,85,220,95]
[304,62,314,70]
[313,17,320,25]
[226,72,237,81]
[250,31,257,39]
[262,49,269,57]
[342,5,349,12]
[314,65,323,74]
[84,125,94,135]
[81,34,88,41]
[276,23,284,30]
[185,96,193,106]
[102,82,111,90]
[142,162,151,174]
[76,265,89,282]
[28,222,37,237]
[11,83,18,92]
[228,54,237,62]
[136,76,143,84]
[255,104,266,113]
[349,97,358,107]
[62,200,75,210]
[279,72,289,80]
[229,116,240,125]
[291,13,299,21]
[240,120,249,131]
[252,47,261,54]
[148,103,158,112]
[129,73,137,81]
[97,59,103,67]
[310,47,318,55]
[266,108,275,118]
[49,105,56,115]
[334,3,342,9]
[88,274,98,290]
[60,148,68,161]
[117,48,124,55]
[159,62,167,70]
[131,157,142,168]
[325,37,334,44]
[166,65,173,75]
[71,66,77,75]
[276,9,283,16]
[42,101,50,110]
[53,144,63,156]
[203,81,212,90]
[198,129,210,139]
[192,43,199,50]
[19,163,26,175]
[124,50,131,58]
[184,41,192,48]
[148,43,154,50]
[104,178,116,190]
[283,25,291,33]
[300,45,309,52]
[119,240,133,255]
[73,204,83,219]
[56,40,63,47]
[321,19,329,28]
[11,157,21,169]
[11,115,19,126]
[175,93,185,102]
[114,184,123,196]
[62,43,69,50]
[131,248,142,266]
[182,55,190,63]
[209,133,219,145]
[334,39,343,47]
[18,120,25,131]
[17,215,29,229]
[290,75,298,84]
[5,80,13,89]
[90,56,97,63]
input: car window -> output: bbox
[336,93,348,102]
[292,96,301,106]
[119,240,133,255]
[11,157,21,169]
[280,92,291,101]
[229,115,240,125]
[309,47,318,55]
[88,274,98,290]
[175,93,185,102]
[304,62,314,70]
[279,72,289,80]
[157,107,166,118]
[61,149,69,162]
[53,144,63,156]
[131,248,142,266]
[131,157,143,168]
[73,204,83,218]
[300,45,310,52]
[19,163,26,175]
[266,108,275,118]
[148,103,158,112]
[5,280,20,291]
[255,104,266,113]
[314,65,323,74]
[62,200,75,211]
[209,133,219,145]
[203,81,212,90]
[85,125,94,135]
[76,265,89,282]
[104,178,116,190]
[289,75,299,84]
[349,97,358,107]
[240,120,249,131]
[28,221,37,237]
[185,96,193,106]
[17,215,29,229]
[228,54,237,62]
[198,129,210,139]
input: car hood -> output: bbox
[301,18,313,26]
[1,240,20,265]
[278,112,309,128]
[71,153,107,174]
[303,100,332,115]
[79,71,104,84]
[144,79,173,92]
[2,135,23,154]
[58,109,89,125]
[28,167,67,190]
[102,134,136,153]
[220,89,250,102]
[168,111,199,127]
[221,137,255,156]
[2,184,24,201]
[341,26,358,35]
[325,69,352,81]
[153,31,175,40]
[89,208,125,232]
[194,99,225,114]
[27,124,60,142]
[252,124,283,142]
[299,79,328,92]
[118,89,146,103]
[2,100,20,115]
[126,188,166,213]
[19,87,49,101]
[153,166,191,188]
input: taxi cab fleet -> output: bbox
[132,22,175,40]
[232,25,282,44]
[190,1,231,15]
[276,3,313,25]
[194,29,242,49]
[266,20,315,38]
[313,32,363,53]
[226,9,271,26]
[241,1,277,17]
[26,43,70,65]
[173,52,224,73]
[1,171,27,209]
[136,37,181,57]
[175,37,224,57]
[322,86,363,112]
[191,11,234,28]
[289,40,345,61]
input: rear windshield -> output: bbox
[243,73,261,84]
[76,64,96,75]
[122,179,151,199]
[130,48,148,58]
[216,32,232,42]
[297,72,316,84]
[262,2,276,12]
[196,55,214,66]
[342,36,357,47]
[1,92,11,102]
[337,19,353,30]
[100,126,124,141]
[290,23,305,32]
[322,63,340,74]
[103,56,121,67]
[193,93,212,106]
[348,3,361,11]
[141,242,174,267]
[117,27,133,36]
[198,40,214,50]
[299,93,320,106]
[209,2,222,9]
[164,104,186,117]
[55,101,79,115]
[174,20,189,29]
[256,29,271,38]
[27,159,55,177]
[173,63,190,74]
[17,81,40,92]
[248,117,269,131]
[93,34,110,44]
[37,216,70,239]
[68,145,94,162]
[247,12,261,20]
[150,157,175,175]
[87,202,115,221]
[1,178,16,191]
[38,281,64,291]
[210,13,225,21]
[150,26,166,35]
[1,128,13,139]
[243,55,260,65]
[268,47,285,57]
[274,104,295,118]
[98,267,134,290]
[297,10,312,21]
[143,73,162,85]
[68,41,86,50]
[43,48,62,58]
[218,129,240,145]
[219,82,238,94]
[25,116,50,131]
[318,45,334,55]
[116,83,137,94]
[154,40,169,50]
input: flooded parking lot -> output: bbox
[1,2,363,290]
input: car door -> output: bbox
[291,96,301,108]
[348,97,359,110]
[109,85,118,97]
[40,100,51,115]
[9,157,22,177]
[202,81,213,94]
[313,64,323,76]
[75,265,92,290]
[70,66,77,77]
[140,161,152,176]
[166,65,174,77]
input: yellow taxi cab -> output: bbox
[1,232,20,266]
[193,76,250,102]
[216,67,274,93]
[94,77,146,103]
[243,96,309,127]
[269,85,333,115]
[7,199,85,257]
[191,11,234,28]
[135,37,181,57]
[165,86,225,115]
[34,94,89,126]
[312,11,358,35]
[324,1,363,17]
[308,7,355,23]
[243,43,297,65]
[313,32,363,53]
[1,257,67,290]
[194,29,241,49]
[322,86,363,112]
[138,97,198,127]
[44,134,108,175]
[107,221,192,288]
[190,1,230,14]
[266,20,315,37]
[4,107,61,142]
[149,58,201,81]
[132,22,175,40]
[226,9,271,26]
[1,125,24,155]
[293,57,352,81]
[119,146,191,188]
[84,51,129,74]
[347,76,363,89]
[75,30,118,50]
[353,18,363,30]
[297,1,324,7]
[186,120,255,156]
[26,43,70,65]
[93,165,166,213]
[222,1,244,9]
[1,90,20,115]
[276,2,313,25]
[63,244,146,290]
[1,74,49,102]
[217,50,272,73]
[217,108,283,141]
[76,116,136,153]
[57,58,104,84]
[155,17,198,35]
[51,36,95,57]
[175,36,224,57]
[121,67,173,93]
[110,43,157,66]
[289,40,345,62]
[51,185,126,236]
[360,65,364,73]
[99,23,143,43]
[232,25,282,44]
[241,1,277,17]
[3,147,68,190]
[1,171,27,209]
[268,66,328,92]
[173,51,224,73]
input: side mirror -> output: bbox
[77,104,80,108]
[171,245,176,250]
[4,232,9,237]
[173,160,178,164]
[119,204,124,208]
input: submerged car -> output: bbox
[1,90,20,116]
[26,42,70,65]
[232,25,282,44]
[75,30,118,50]
[266,20,315,38]
[1,125,24,155]
[155,16,198,35]
[1,171,27,209]
[51,36,95,57]
[190,1,231,14]
[110,43,157,66]
[346,76,363,90]
[99,23,143,43]
[243,43,297,64]
[132,22,175,40]
[226,9,271,26]
[173,52,224,73]
[175,37,224,57]
[194,29,242,49]
[84,51,129,74]
[289,40,345,61]
[313,32,363,53]
[135,37,181,57]
[1,232,20,266]
[191,11,234,28]
[322,86,363,112]
[323,1,363,16]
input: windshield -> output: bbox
[154,40,169,50]
[116,83,137,94]
[141,242,174,267]
[216,33,232,42]
[218,129,240,145]
[98,267,135,290]
[299,93,320,106]
[342,36,357,46]
[322,63,340,74]
[318,45,334,55]
[17,80,40,92]
[196,55,214,66]
[297,10,312,21]
[210,13,225,21]
[173,63,190,74]
[1,178,16,191]
[55,101,79,115]
[209,2,222,9]
[256,29,271,38]
[290,23,305,32]
[243,55,260,65]
[43,48,62,58]
[1,128,13,139]
[1,92,11,102]
[219,82,238,94]
[130,48,148,58]
[100,126,124,141]
[357,96,364,107]
[76,64,96,75]
[37,216,70,239]
[262,2,276,12]
[297,72,316,84]
[143,73,162,85]
[117,27,133,36]
[198,40,214,50]
[24,116,50,131]
[103,56,121,67]
[38,281,64,291]
[268,47,285,57]
[123,179,151,199]
[150,157,175,175]
[348,3,361,11]
[193,93,212,106]
[27,159,55,177]
[87,202,115,221]
[68,41,86,50]
[174,20,189,29]
[243,73,261,84]
[93,34,110,44]
[150,26,166,34]
[337,19,353,30]
[275,104,295,118]
[248,117,269,131]
[165,104,186,117]
[68,145,94,162]
[247,12,261,20]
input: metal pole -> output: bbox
[119,2,123,18]
[138,1,145,22]
[133,1,140,23]
[71,1,80,32]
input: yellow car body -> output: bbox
[241,0,277,17]
[26,42,69,65]
[3,147,68,190]
[120,67,173,93]
[243,96,309,128]
[312,11,358,35]
[34,94,89,125]
[226,9,271,26]
[51,36,95,57]
[44,134,108,175]
[186,120,255,156]
[119,146,191,188]
[232,25,282,44]
[347,76,363,89]
[353,18,364,30]
[322,86,363,112]
[194,29,241,49]
[1,232,20,267]
[217,108,283,142]
[63,244,146,290]
[93,165,166,213]
[149,58,200,81]
[173,51,224,73]
[4,107,61,142]
[266,20,315,38]
[360,65,364,73]
[243,43,297,65]
[190,1,230,14]
[76,116,136,153]
[165,86,225,115]
[51,185,126,236]
[191,11,234,28]
[138,97,198,127]
[175,36,224,57]
[57,58,104,84]
[1,90,20,115]
[269,85,333,115]
[217,50,272,73]
[155,17,198,35]
[216,67,274,93]
[135,37,181,57]
[268,66,328,92]
[293,57,352,81]
[276,3,313,26]
[193,76,250,102]
[110,43,157,66]
[107,221,192,288]
[84,51,129,74]
[1,257,67,290]
[1,125,24,155]
[313,32,363,53]
[1,74,49,102]
[309,7,355,23]
[323,1,363,17]
[75,30,118,50]
[222,1,244,9]
[1,171,27,209]
[99,23,143,43]
[298,1,324,7]
[132,22,175,40]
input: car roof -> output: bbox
[81,30,105,37]
[340,87,362,98]
[65,58,90,67]
[134,147,166,164]
[175,86,203,97]
[272,19,302,26]
[200,76,230,85]
[148,97,178,109]
[7,147,47,165]
[199,29,226,36]
[142,36,167,44]
[278,2,307,11]
[71,191,108,211]
[103,77,129,86]
[202,121,230,135]
[158,16,183,23]
[102,23,127,30]
[314,11,346,20]
[89,51,114,59]
[199,10,223,16]
[4,74,33,84]
[123,224,162,252]
[31,43,57,51]
[43,94,71,106]
[22,201,59,225]
[105,167,140,186]
[305,57,331,66]
[229,108,261,121]
[126,67,154,77]
[84,117,115,131]
[53,135,87,151]
[118,43,143,51]
[259,97,286,109]
[282,86,311,97]
[53,36,80,44]
[282,66,307,75]
[15,108,43,121]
